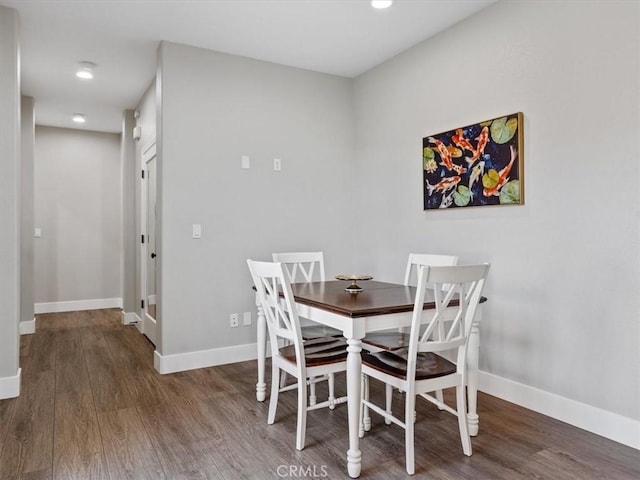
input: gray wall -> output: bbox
[21,97,35,329]
[157,42,354,356]
[0,5,21,395]
[34,127,122,304]
[352,0,639,421]
[121,110,137,314]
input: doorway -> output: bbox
[140,141,158,345]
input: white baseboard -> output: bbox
[19,317,36,335]
[34,297,122,314]
[0,368,21,399]
[121,311,140,325]
[478,370,640,450]
[153,342,270,374]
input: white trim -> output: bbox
[147,294,157,305]
[19,317,36,335]
[135,317,144,334]
[0,368,21,399]
[479,370,640,450]
[34,297,122,314]
[121,311,140,325]
[143,313,157,345]
[153,342,271,374]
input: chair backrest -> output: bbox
[272,252,325,283]
[407,264,490,380]
[247,260,306,369]
[403,253,458,286]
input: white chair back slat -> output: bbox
[403,253,458,287]
[272,252,325,283]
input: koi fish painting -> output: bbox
[423,112,524,210]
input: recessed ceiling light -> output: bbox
[371,0,393,9]
[72,113,86,123]
[76,61,96,80]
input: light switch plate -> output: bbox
[192,224,202,238]
[273,158,281,171]
[241,155,250,169]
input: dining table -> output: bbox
[254,279,486,478]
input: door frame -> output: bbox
[139,140,158,345]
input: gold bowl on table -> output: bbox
[335,274,373,293]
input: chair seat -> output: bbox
[362,347,456,380]
[362,331,410,351]
[300,325,342,340]
[280,336,348,366]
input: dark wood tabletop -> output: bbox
[289,280,431,318]
[273,280,485,318]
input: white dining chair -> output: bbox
[361,253,460,421]
[247,259,348,450]
[271,252,343,405]
[359,263,489,475]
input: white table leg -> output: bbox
[346,338,362,478]
[256,303,267,402]
[467,312,480,436]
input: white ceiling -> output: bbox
[1,0,496,133]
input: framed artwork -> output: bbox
[423,112,524,210]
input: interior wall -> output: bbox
[121,110,137,316]
[157,41,354,356]
[20,96,35,330]
[352,0,639,422]
[0,5,21,397]
[34,126,123,306]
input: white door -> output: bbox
[140,142,158,345]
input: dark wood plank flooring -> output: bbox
[0,309,637,479]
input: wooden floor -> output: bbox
[0,310,638,479]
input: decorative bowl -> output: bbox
[335,274,373,293]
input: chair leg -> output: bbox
[435,388,444,409]
[362,375,371,433]
[328,373,336,410]
[268,364,281,425]
[385,383,393,425]
[309,379,317,406]
[296,377,308,451]
[359,374,365,438]
[405,391,416,475]
[456,384,472,456]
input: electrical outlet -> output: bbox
[230,313,239,328]
[243,311,252,326]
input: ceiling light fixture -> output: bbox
[371,0,393,9]
[72,113,86,123]
[76,61,96,80]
